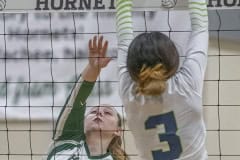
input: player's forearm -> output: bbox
[53,78,95,141]
[181,0,209,93]
[116,0,133,42]
[53,64,98,141]
[82,64,100,82]
[189,0,208,31]
[116,0,134,68]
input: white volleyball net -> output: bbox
[0,0,240,159]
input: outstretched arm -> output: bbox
[178,0,209,94]
[116,0,134,97]
[53,36,111,142]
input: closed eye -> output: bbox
[104,110,114,116]
[90,110,97,114]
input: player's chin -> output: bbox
[87,123,102,131]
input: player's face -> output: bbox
[84,105,120,135]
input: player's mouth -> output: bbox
[93,117,103,123]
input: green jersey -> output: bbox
[45,76,114,160]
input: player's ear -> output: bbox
[113,127,121,137]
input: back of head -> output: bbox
[127,32,179,96]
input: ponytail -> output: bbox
[108,136,128,160]
[136,64,168,96]
[108,113,128,160]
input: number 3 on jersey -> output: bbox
[145,111,182,160]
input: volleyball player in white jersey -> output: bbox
[45,36,128,160]
[116,0,209,159]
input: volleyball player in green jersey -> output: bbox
[116,0,208,159]
[45,36,128,160]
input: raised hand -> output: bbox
[88,35,111,69]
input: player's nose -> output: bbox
[96,108,104,116]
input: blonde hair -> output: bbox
[136,64,168,96]
[108,113,128,160]
[108,136,128,160]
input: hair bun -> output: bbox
[136,64,168,96]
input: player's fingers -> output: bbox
[101,40,108,57]
[98,36,103,50]
[89,39,97,57]
[93,36,97,49]
[89,39,92,50]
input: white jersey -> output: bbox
[116,0,209,160]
